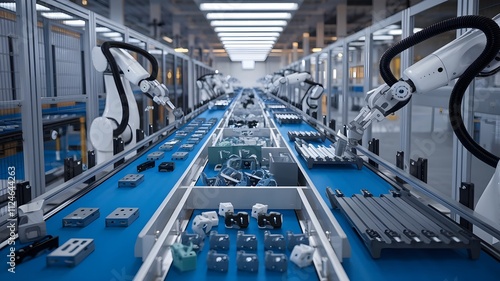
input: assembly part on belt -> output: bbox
[118,174,144,187]
[172,151,189,160]
[257,212,283,229]
[236,231,257,250]
[287,130,326,142]
[105,207,139,227]
[206,250,229,272]
[264,231,286,251]
[137,160,155,172]
[46,238,95,267]
[290,244,315,268]
[62,208,100,227]
[159,140,180,151]
[209,231,230,250]
[218,202,234,217]
[251,203,268,219]
[287,231,309,251]
[192,215,214,236]
[158,161,175,172]
[171,243,197,272]
[181,232,205,253]
[236,251,258,272]
[201,211,219,226]
[294,138,363,170]
[18,200,47,243]
[264,251,287,272]
[180,144,195,151]
[174,131,188,139]
[146,151,164,161]
[15,235,59,264]
[224,211,250,229]
[327,187,481,259]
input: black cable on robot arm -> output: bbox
[378,15,500,167]
[100,41,160,138]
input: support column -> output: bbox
[316,18,325,48]
[372,0,387,24]
[173,22,181,48]
[292,42,298,62]
[188,33,195,58]
[302,32,310,57]
[109,0,124,25]
[337,2,347,39]
[149,0,162,40]
[280,47,288,68]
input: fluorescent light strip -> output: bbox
[211,20,287,27]
[220,37,277,41]
[207,12,291,20]
[102,32,122,38]
[218,32,280,37]
[222,40,275,45]
[215,27,283,32]
[62,20,86,27]
[224,44,273,48]
[0,3,50,12]
[200,3,299,11]
[41,12,73,20]
[96,27,112,32]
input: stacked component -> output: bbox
[327,188,481,259]
[294,139,363,169]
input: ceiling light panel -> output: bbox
[200,3,299,11]
[207,12,291,20]
[218,32,281,37]
[220,37,277,41]
[211,20,287,27]
[214,27,283,32]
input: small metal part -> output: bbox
[137,160,155,172]
[62,208,100,227]
[118,174,144,187]
[224,211,249,229]
[257,212,283,229]
[236,231,257,250]
[147,151,165,161]
[15,235,59,264]
[105,208,139,227]
[236,251,258,272]
[264,251,287,272]
[287,231,309,250]
[172,152,189,160]
[186,137,200,144]
[207,250,229,272]
[264,231,286,251]
[209,231,230,250]
[181,232,205,252]
[180,144,194,151]
[158,162,175,172]
[46,238,95,267]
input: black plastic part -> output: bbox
[257,212,282,229]
[396,151,405,184]
[459,182,475,231]
[113,137,125,168]
[224,212,249,229]
[137,160,155,172]
[136,129,145,153]
[158,162,175,172]
[329,119,336,132]
[368,138,380,168]
[15,181,31,207]
[15,235,59,264]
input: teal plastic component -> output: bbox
[171,243,197,272]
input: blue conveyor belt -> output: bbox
[272,109,500,281]
[0,108,226,281]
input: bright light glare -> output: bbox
[218,32,280,37]
[62,20,85,26]
[207,12,291,20]
[215,27,283,32]
[222,40,275,45]
[211,20,287,27]
[220,37,277,41]
[41,12,73,20]
[200,3,299,11]
[224,44,273,48]
[96,27,112,32]
[102,32,122,38]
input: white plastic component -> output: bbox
[290,244,315,268]
[202,211,219,226]
[251,203,268,219]
[391,81,412,101]
[218,202,234,217]
[192,215,213,236]
[18,200,46,243]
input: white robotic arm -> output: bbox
[347,14,500,147]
